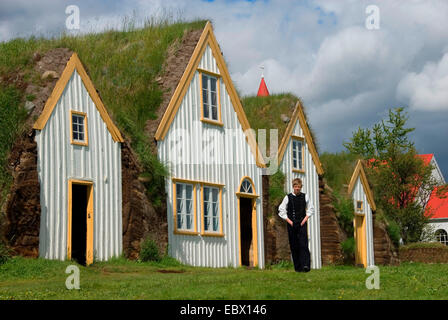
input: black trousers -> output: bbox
[287,220,311,271]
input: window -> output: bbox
[356,201,363,213]
[174,183,195,232]
[203,186,219,233]
[201,183,223,236]
[71,111,88,146]
[436,229,448,245]
[240,179,253,194]
[200,71,222,125]
[292,137,304,172]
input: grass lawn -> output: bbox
[1,257,448,300]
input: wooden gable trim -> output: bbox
[154,21,266,168]
[277,100,324,175]
[348,160,377,212]
[33,53,124,143]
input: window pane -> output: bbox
[211,91,217,107]
[204,187,210,201]
[212,188,218,202]
[186,185,193,200]
[73,132,78,140]
[176,184,183,198]
[186,199,192,214]
[293,159,297,169]
[211,105,218,121]
[204,216,209,231]
[210,77,217,92]
[177,214,182,229]
[202,74,208,90]
[186,214,192,230]
[202,88,208,104]
[212,202,218,217]
[72,116,78,124]
[78,133,84,141]
[213,217,219,232]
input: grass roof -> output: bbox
[241,93,319,158]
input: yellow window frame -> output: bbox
[172,178,198,236]
[356,200,364,213]
[199,68,223,127]
[291,135,305,173]
[70,110,89,146]
[200,181,224,237]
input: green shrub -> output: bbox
[140,238,161,262]
[333,191,354,235]
[386,219,401,247]
[341,237,355,264]
[0,242,10,265]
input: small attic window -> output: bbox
[71,111,88,146]
[200,70,222,126]
[356,201,363,213]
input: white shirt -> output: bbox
[278,192,315,220]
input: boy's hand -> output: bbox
[300,216,309,226]
[287,218,293,226]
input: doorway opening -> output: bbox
[239,198,254,267]
[68,180,93,266]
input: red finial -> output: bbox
[257,66,269,96]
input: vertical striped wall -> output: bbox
[36,70,122,262]
[279,119,322,269]
[351,178,375,267]
[158,45,265,268]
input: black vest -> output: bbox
[287,192,306,222]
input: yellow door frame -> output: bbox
[68,179,94,265]
[354,213,367,267]
[236,176,259,268]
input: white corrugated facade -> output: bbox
[36,69,122,261]
[351,177,375,267]
[157,44,265,268]
[279,119,322,269]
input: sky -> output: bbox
[1,0,447,178]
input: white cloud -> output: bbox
[397,52,448,111]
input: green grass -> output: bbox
[320,151,359,195]
[0,18,207,208]
[0,86,28,207]
[1,257,448,299]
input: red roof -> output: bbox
[425,187,448,219]
[417,154,433,166]
[257,77,269,96]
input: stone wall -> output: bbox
[3,130,40,257]
[399,246,448,263]
[121,141,168,260]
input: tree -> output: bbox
[343,107,414,159]
[344,107,444,244]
